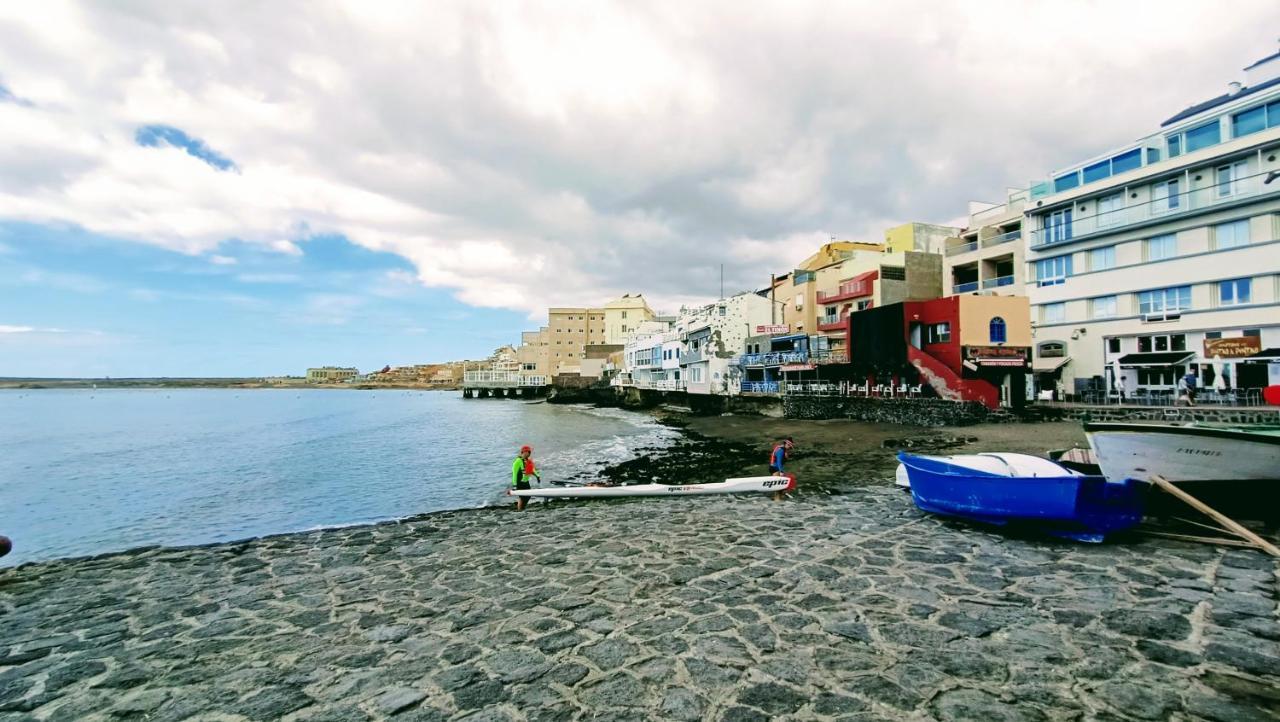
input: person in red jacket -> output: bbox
[769,438,795,500]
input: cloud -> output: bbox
[0,324,34,333]
[209,253,237,265]
[0,1,1276,317]
[235,272,301,284]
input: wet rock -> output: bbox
[659,688,706,721]
[370,686,426,715]
[932,688,1045,722]
[1101,610,1190,640]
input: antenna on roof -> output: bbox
[719,264,724,300]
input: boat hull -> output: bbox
[898,452,1144,543]
[509,475,795,498]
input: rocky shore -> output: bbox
[2,417,1278,721]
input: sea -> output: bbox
[0,388,680,567]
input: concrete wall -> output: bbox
[783,396,994,426]
[958,295,1032,348]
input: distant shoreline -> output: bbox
[0,378,461,391]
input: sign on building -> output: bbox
[1203,336,1262,359]
[756,324,790,334]
[964,346,1029,367]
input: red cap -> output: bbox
[520,445,532,453]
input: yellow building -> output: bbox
[546,307,607,375]
[602,294,656,345]
[306,366,358,383]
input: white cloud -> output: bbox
[0,1,1276,316]
[209,254,237,265]
[0,324,35,333]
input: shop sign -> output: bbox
[756,324,790,334]
[779,363,815,372]
[965,346,1028,366]
[1203,336,1261,359]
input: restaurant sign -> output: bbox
[756,324,790,334]
[779,363,816,372]
[1203,336,1261,359]
[964,346,1029,367]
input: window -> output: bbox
[880,266,906,281]
[1219,278,1252,306]
[1035,255,1072,286]
[1097,194,1124,228]
[989,317,1007,343]
[1146,234,1177,261]
[1216,161,1246,197]
[1153,179,1180,213]
[1244,328,1261,337]
[1205,331,1222,340]
[1138,336,1152,352]
[718,305,726,316]
[1091,296,1117,318]
[621,311,627,319]
[1233,105,1267,137]
[1172,334,1186,351]
[1108,338,1121,354]
[1040,341,1066,357]
[926,322,951,345]
[1185,120,1221,152]
[1138,286,1191,316]
[1167,134,1181,158]
[1042,303,1065,323]
[1111,148,1141,175]
[856,299,872,311]
[1089,246,1116,271]
[1053,172,1080,193]
[1215,219,1250,249]
[1082,160,1110,184]
[1044,209,1072,244]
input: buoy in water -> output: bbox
[0,535,11,558]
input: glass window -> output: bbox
[989,317,1007,343]
[1146,234,1177,261]
[1155,335,1169,352]
[1172,334,1186,351]
[1167,134,1181,157]
[1108,338,1121,353]
[1216,161,1246,197]
[1043,209,1073,244]
[1091,296,1117,318]
[1153,179,1180,213]
[1270,100,1280,127]
[1138,285,1191,315]
[1233,105,1267,137]
[1035,255,1072,286]
[1111,149,1141,175]
[1042,303,1065,323]
[1089,246,1116,271]
[1244,328,1261,337]
[1185,121,1221,152]
[1053,172,1080,193]
[1215,219,1250,249]
[1138,336,1153,352]
[1097,194,1124,228]
[1219,278,1252,306]
[1082,160,1111,184]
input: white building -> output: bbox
[619,320,674,389]
[1025,47,1280,400]
[678,292,775,395]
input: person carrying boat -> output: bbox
[511,445,541,511]
[768,438,795,500]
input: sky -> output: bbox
[1,1,1278,377]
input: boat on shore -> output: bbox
[1084,422,1280,515]
[509,475,794,499]
[896,452,1144,543]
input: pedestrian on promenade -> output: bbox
[510,444,540,511]
[1180,371,1197,406]
[768,437,794,501]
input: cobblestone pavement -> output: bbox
[1,487,1278,721]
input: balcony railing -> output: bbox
[813,350,848,364]
[816,277,874,303]
[982,229,1021,247]
[740,381,780,394]
[982,275,1015,289]
[736,351,809,366]
[634,379,685,391]
[463,372,548,387]
[945,240,979,256]
[817,314,847,331]
[1030,168,1280,247]
[952,281,979,294]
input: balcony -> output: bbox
[982,275,1015,289]
[463,372,548,388]
[952,281,979,294]
[815,271,877,303]
[817,314,847,332]
[737,351,809,367]
[634,379,686,391]
[982,229,1021,247]
[813,350,849,364]
[945,240,979,257]
[1030,168,1280,248]
[740,381,780,394]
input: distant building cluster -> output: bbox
[468,47,1280,408]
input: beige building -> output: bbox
[1025,48,1280,398]
[517,328,551,377]
[546,307,606,375]
[306,366,357,383]
[943,197,1027,296]
[884,221,960,255]
[602,294,656,345]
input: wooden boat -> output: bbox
[508,475,794,499]
[896,452,1144,543]
[1084,422,1280,516]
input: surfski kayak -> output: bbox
[508,475,795,498]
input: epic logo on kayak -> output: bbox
[763,478,791,488]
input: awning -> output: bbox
[1032,356,1071,372]
[1117,351,1195,367]
[1248,347,1280,360]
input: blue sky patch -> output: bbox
[135,124,238,172]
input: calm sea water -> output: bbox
[0,389,679,567]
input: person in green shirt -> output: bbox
[511,444,540,511]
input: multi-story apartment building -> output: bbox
[602,295,656,345]
[678,292,774,395]
[305,366,358,383]
[545,307,606,375]
[516,329,550,378]
[944,196,1027,297]
[1025,48,1280,398]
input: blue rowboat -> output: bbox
[896,451,1145,543]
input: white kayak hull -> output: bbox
[509,475,795,498]
[1085,423,1280,484]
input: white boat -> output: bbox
[1085,423,1280,484]
[508,475,794,498]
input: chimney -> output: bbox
[1228,81,1242,95]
